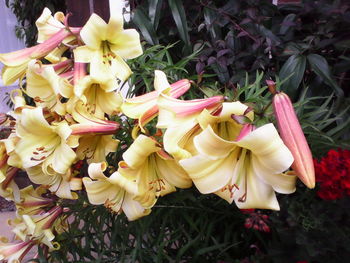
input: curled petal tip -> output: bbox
[273,92,315,189]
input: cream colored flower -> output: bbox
[83,162,149,221]
[15,107,76,174]
[71,75,123,118]
[26,59,73,115]
[74,13,142,87]
[120,135,191,208]
[179,102,296,210]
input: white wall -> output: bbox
[0,2,25,112]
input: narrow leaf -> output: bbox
[149,0,163,30]
[168,0,191,51]
[132,8,159,45]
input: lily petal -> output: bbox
[80,14,107,48]
[122,135,160,169]
[110,29,143,59]
[179,151,238,194]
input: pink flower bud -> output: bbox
[272,92,315,188]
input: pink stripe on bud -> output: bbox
[71,121,120,135]
[273,92,315,188]
[169,79,191,98]
[53,59,73,72]
[127,79,191,103]
[169,95,224,117]
[73,62,87,85]
[0,28,80,67]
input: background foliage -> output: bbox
[5,0,350,262]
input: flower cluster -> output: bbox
[0,7,314,262]
[242,209,270,233]
[314,149,350,200]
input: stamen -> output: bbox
[31,156,46,161]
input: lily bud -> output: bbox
[272,92,315,188]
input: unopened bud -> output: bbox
[272,92,315,188]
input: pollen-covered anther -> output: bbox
[148,179,166,192]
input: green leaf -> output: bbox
[279,54,306,98]
[132,8,159,45]
[168,0,191,52]
[149,0,163,30]
[307,54,344,97]
[279,14,296,35]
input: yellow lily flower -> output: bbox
[179,102,296,210]
[121,70,191,131]
[74,12,142,87]
[7,200,68,251]
[26,59,73,115]
[119,135,191,209]
[71,75,123,118]
[35,7,77,44]
[19,206,66,248]
[68,100,120,164]
[156,93,224,160]
[76,135,119,164]
[83,162,150,221]
[25,165,79,200]
[15,107,76,174]
[15,185,54,215]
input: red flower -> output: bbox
[242,209,270,233]
[314,149,350,200]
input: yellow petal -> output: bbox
[36,7,64,43]
[163,122,199,160]
[96,89,123,115]
[233,161,280,210]
[106,13,124,36]
[45,45,68,63]
[110,29,143,59]
[179,151,238,194]
[122,135,160,168]
[83,177,119,205]
[87,162,108,180]
[51,140,76,174]
[1,63,27,86]
[155,153,192,188]
[108,171,139,195]
[16,107,52,136]
[77,135,119,164]
[219,102,254,122]
[236,124,294,175]
[193,125,236,159]
[80,14,107,49]
[73,46,97,63]
[122,193,151,221]
[154,70,171,92]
